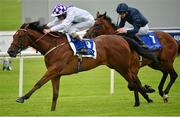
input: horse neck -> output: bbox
[27,30,67,55]
[105,25,115,34]
[104,20,116,34]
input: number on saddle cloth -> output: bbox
[139,32,162,51]
[72,38,95,55]
[67,34,96,57]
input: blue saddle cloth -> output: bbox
[66,34,96,59]
[71,38,95,56]
[139,32,162,51]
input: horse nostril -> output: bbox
[7,50,12,54]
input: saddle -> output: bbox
[66,34,97,59]
[139,32,162,51]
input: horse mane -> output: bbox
[97,13,117,30]
[20,23,28,29]
[27,21,45,34]
[24,21,65,36]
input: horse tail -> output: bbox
[178,45,180,56]
[123,36,159,63]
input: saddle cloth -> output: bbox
[139,32,162,51]
[66,34,97,59]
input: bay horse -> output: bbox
[84,12,178,102]
[7,21,156,111]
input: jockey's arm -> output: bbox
[47,18,60,28]
[118,18,126,28]
[127,24,140,35]
[49,11,75,32]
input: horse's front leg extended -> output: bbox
[51,77,60,111]
[16,67,60,103]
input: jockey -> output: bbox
[116,3,149,49]
[43,4,95,39]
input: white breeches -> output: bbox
[138,24,149,35]
[66,18,95,35]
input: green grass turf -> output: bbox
[0,56,180,116]
[0,0,21,30]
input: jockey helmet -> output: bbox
[51,4,67,17]
[116,3,129,13]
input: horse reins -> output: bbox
[36,32,60,42]
[44,42,67,57]
[35,33,68,57]
[18,29,68,57]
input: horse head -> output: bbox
[7,21,41,57]
[84,12,116,38]
[8,21,68,57]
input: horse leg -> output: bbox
[120,70,152,106]
[127,77,152,106]
[128,83,155,93]
[127,83,134,91]
[127,82,140,106]
[128,79,152,107]
[133,86,140,107]
[158,71,168,97]
[134,77,153,104]
[163,69,178,102]
[51,77,60,111]
[16,68,60,103]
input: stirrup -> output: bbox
[141,44,149,49]
[77,48,88,54]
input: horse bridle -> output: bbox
[88,21,103,38]
[12,29,29,53]
[94,23,103,36]
[15,28,68,57]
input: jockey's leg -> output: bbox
[136,24,149,49]
[68,19,95,39]
[124,33,148,49]
[71,32,81,39]
[134,34,149,49]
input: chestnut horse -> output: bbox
[85,12,178,102]
[7,22,157,111]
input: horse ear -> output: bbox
[103,12,107,17]
[28,21,40,30]
[20,23,28,29]
[31,21,40,26]
[96,11,100,18]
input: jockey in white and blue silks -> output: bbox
[43,4,95,39]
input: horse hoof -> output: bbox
[144,85,155,93]
[164,98,168,103]
[16,97,24,103]
[134,103,140,107]
[163,94,169,103]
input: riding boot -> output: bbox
[71,32,88,54]
[71,32,81,40]
[133,35,149,49]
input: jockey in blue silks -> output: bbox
[116,3,149,49]
[43,4,95,39]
